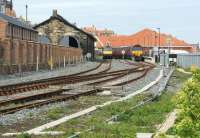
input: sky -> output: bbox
[13,0,200,43]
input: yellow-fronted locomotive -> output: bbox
[103,47,113,59]
[102,45,144,61]
[131,45,144,61]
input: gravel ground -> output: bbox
[109,60,133,72]
[0,62,98,86]
[0,60,164,134]
[120,65,163,96]
[82,62,110,75]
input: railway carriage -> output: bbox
[112,47,132,59]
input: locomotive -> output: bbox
[102,45,144,61]
[103,47,113,59]
[131,45,144,61]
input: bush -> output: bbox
[175,69,200,137]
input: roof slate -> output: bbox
[0,13,36,31]
[34,13,96,41]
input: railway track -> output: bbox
[0,89,103,116]
[0,61,155,116]
[0,61,111,96]
[0,66,143,107]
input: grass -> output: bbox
[47,107,65,120]
[38,70,191,138]
[16,133,31,138]
[44,95,113,120]
[38,92,174,138]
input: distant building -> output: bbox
[83,25,115,37]
[0,0,16,17]
[96,29,196,54]
[0,13,38,41]
[34,10,97,60]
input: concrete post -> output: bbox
[72,56,75,65]
[64,56,66,68]
[59,56,61,69]
[50,56,53,70]
[36,55,39,72]
[69,57,71,65]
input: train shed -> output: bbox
[34,10,97,60]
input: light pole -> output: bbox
[25,4,28,22]
[157,28,161,62]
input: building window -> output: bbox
[0,5,5,14]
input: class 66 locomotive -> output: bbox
[102,45,144,61]
[131,45,144,61]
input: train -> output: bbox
[102,45,144,61]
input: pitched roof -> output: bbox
[83,26,115,36]
[0,13,36,31]
[96,28,191,48]
[34,11,96,41]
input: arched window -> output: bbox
[59,36,79,48]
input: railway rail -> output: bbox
[0,61,155,116]
[0,61,111,96]
[0,89,103,116]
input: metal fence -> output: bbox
[160,54,200,68]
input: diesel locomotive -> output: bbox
[102,45,144,61]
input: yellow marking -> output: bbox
[103,51,113,55]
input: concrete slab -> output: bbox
[137,133,154,138]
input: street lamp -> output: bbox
[157,28,161,62]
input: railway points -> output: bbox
[0,59,172,136]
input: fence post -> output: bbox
[73,56,75,65]
[68,56,71,65]
[36,56,39,72]
[64,56,66,68]
[50,56,53,70]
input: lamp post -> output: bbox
[26,4,28,22]
[157,28,161,62]
[166,36,172,68]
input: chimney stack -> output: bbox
[53,9,58,17]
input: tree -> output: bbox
[175,69,200,138]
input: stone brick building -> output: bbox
[0,7,83,74]
[34,10,96,60]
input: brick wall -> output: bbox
[0,38,82,74]
[0,21,7,39]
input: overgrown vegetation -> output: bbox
[16,133,31,138]
[168,68,200,138]
[47,107,64,119]
[38,70,190,138]
[42,93,175,138]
